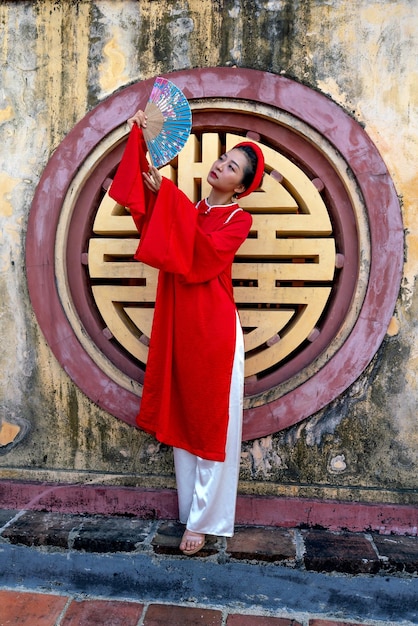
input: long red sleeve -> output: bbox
[109,124,154,233]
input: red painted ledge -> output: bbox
[0,480,416,537]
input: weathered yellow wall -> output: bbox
[0,0,417,504]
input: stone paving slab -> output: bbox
[302,529,380,575]
[372,533,418,574]
[0,509,18,526]
[226,525,296,563]
[1,511,154,552]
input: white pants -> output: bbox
[173,313,244,537]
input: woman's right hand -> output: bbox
[127,109,147,130]
[143,165,162,193]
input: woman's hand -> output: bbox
[127,109,147,130]
[142,165,162,193]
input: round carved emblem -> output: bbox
[26,69,403,440]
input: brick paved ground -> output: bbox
[0,589,380,626]
[1,509,418,625]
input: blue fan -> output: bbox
[143,77,192,167]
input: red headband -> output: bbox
[233,141,265,198]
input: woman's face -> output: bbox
[207,149,248,196]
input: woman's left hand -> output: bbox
[127,109,147,130]
[143,165,162,193]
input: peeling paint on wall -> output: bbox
[0,173,19,218]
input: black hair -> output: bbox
[235,145,260,190]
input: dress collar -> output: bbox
[198,198,237,214]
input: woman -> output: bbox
[110,109,264,555]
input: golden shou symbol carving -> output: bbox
[90,132,335,379]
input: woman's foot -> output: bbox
[180,530,205,556]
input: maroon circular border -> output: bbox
[26,68,403,439]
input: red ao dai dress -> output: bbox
[110,125,252,536]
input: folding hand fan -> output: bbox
[143,77,192,168]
